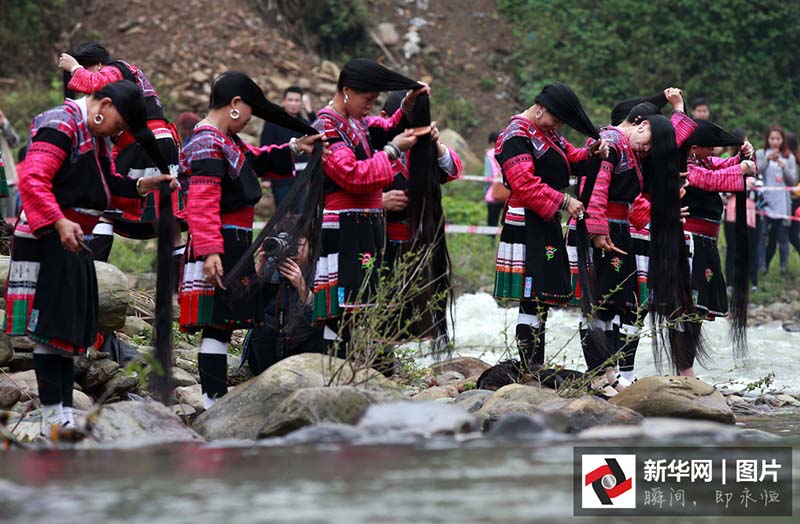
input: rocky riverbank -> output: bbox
[3,346,798,449]
[1,257,797,448]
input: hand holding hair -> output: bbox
[58,53,79,73]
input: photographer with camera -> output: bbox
[242,218,324,375]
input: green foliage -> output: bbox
[0,78,64,150]
[0,0,73,78]
[498,0,800,135]
[433,86,480,133]
[305,0,369,55]
[441,177,496,293]
[743,371,776,394]
[108,238,157,274]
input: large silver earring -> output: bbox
[93,113,104,124]
[230,108,240,120]
[343,94,349,105]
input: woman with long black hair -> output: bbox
[178,71,321,408]
[5,81,177,433]
[493,83,603,373]
[680,121,755,374]
[59,42,184,263]
[310,59,429,355]
[572,88,698,394]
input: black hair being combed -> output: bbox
[729,129,751,361]
[129,124,176,404]
[645,114,707,372]
[405,93,453,351]
[223,142,325,298]
[574,149,607,352]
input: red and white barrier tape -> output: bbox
[754,186,800,192]
[444,224,501,235]
[460,175,493,183]
[755,210,800,222]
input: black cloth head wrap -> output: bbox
[534,83,599,139]
[610,93,667,126]
[210,71,316,136]
[684,120,743,148]
[338,58,422,92]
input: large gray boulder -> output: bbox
[609,376,735,424]
[478,383,558,418]
[258,385,402,438]
[192,353,401,440]
[94,261,130,332]
[0,256,128,332]
[86,401,203,446]
[539,395,643,433]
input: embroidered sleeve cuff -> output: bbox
[29,208,66,237]
[192,242,225,258]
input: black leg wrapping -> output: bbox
[60,356,75,408]
[33,353,63,406]
[198,353,228,399]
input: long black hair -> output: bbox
[646,114,706,372]
[729,128,750,361]
[574,102,660,353]
[92,80,177,403]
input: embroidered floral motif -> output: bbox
[705,268,713,282]
[611,256,623,273]
[544,245,557,261]
[359,252,375,269]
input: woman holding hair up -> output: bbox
[59,42,184,263]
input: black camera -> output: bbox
[262,231,297,260]
[262,232,297,284]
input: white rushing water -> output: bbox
[428,293,800,392]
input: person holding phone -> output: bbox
[756,125,796,275]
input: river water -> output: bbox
[445,293,800,392]
[0,293,798,524]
